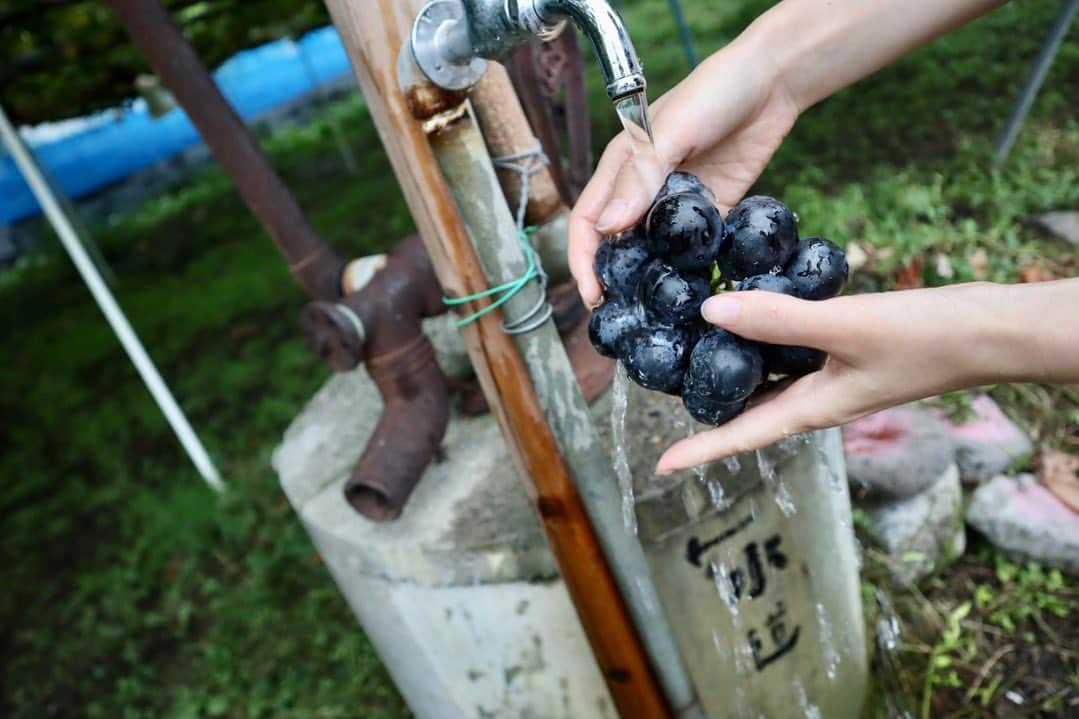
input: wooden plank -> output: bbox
[321,2,672,717]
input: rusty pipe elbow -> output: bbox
[347,335,448,520]
[301,235,449,521]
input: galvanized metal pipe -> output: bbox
[422,84,703,719]
[993,0,1078,166]
[666,0,698,69]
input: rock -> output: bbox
[843,405,954,500]
[1030,211,1079,246]
[862,463,965,588]
[932,395,1032,483]
[967,474,1079,575]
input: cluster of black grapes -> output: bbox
[589,172,848,426]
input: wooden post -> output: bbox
[321,1,673,717]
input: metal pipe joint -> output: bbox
[411,0,645,100]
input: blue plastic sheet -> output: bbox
[0,26,352,225]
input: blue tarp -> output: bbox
[0,26,352,225]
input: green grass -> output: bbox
[1,1,1077,716]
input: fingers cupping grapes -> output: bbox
[588,171,849,428]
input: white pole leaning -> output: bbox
[0,103,224,492]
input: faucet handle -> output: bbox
[411,0,488,91]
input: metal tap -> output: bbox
[411,0,645,101]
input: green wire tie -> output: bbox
[443,226,541,327]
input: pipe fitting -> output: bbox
[301,235,449,522]
[411,0,645,100]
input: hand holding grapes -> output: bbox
[573,0,1051,473]
[569,0,1010,308]
[655,280,1079,473]
[570,35,798,308]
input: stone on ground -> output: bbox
[932,395,1032,483]
[843,404,954,500]
[1030,210,1079,246]
[967,474,1079,575]
[862,463,965,588]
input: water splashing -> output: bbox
[723,454,741,475]
[755,448,776,484]
[875,589,916,719]
[706,478,728,511]
[733,636,755,676]
[611,362,636,534]
[614,92,665,195]
[710,628,729,661]
[774,480,797,517]
[816,602,839,681]
[793,679,822,719]
[710,558,739,617]
[755,446,799,516]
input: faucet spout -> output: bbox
[522,0,645,100]
[410,0,645,101]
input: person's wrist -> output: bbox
[737,1,816,113]
[945,282,1018,388]
[717,11,803,125]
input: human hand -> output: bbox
[655,280,1079,474]
[569,33,800,307]
[569,0,1011,309]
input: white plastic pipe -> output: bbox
[0,103,224,492]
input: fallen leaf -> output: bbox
[1018,264,1052,283]
[894,257,924,289]
[968,248,990,279]
[1038,451,1079,512]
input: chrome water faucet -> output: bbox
[411,0,645,100]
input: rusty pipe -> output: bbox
[108,0,345,301]
[469,63,563,226]
[302,235,448,521]
[507,33,592,205]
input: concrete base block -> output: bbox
[273,370,613,718]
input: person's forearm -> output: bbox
[744,0,1009,112]
[973,279,1079,385]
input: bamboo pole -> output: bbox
[321,1,673,716]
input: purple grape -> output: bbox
[683,329,764,405]
[719,196,799,280]
[646,192,726,273]
[594,227,653,299]
[784,237,848,300]
[638,259,713,326]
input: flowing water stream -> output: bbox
[614,92,667,200]
[611,362,636,534]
